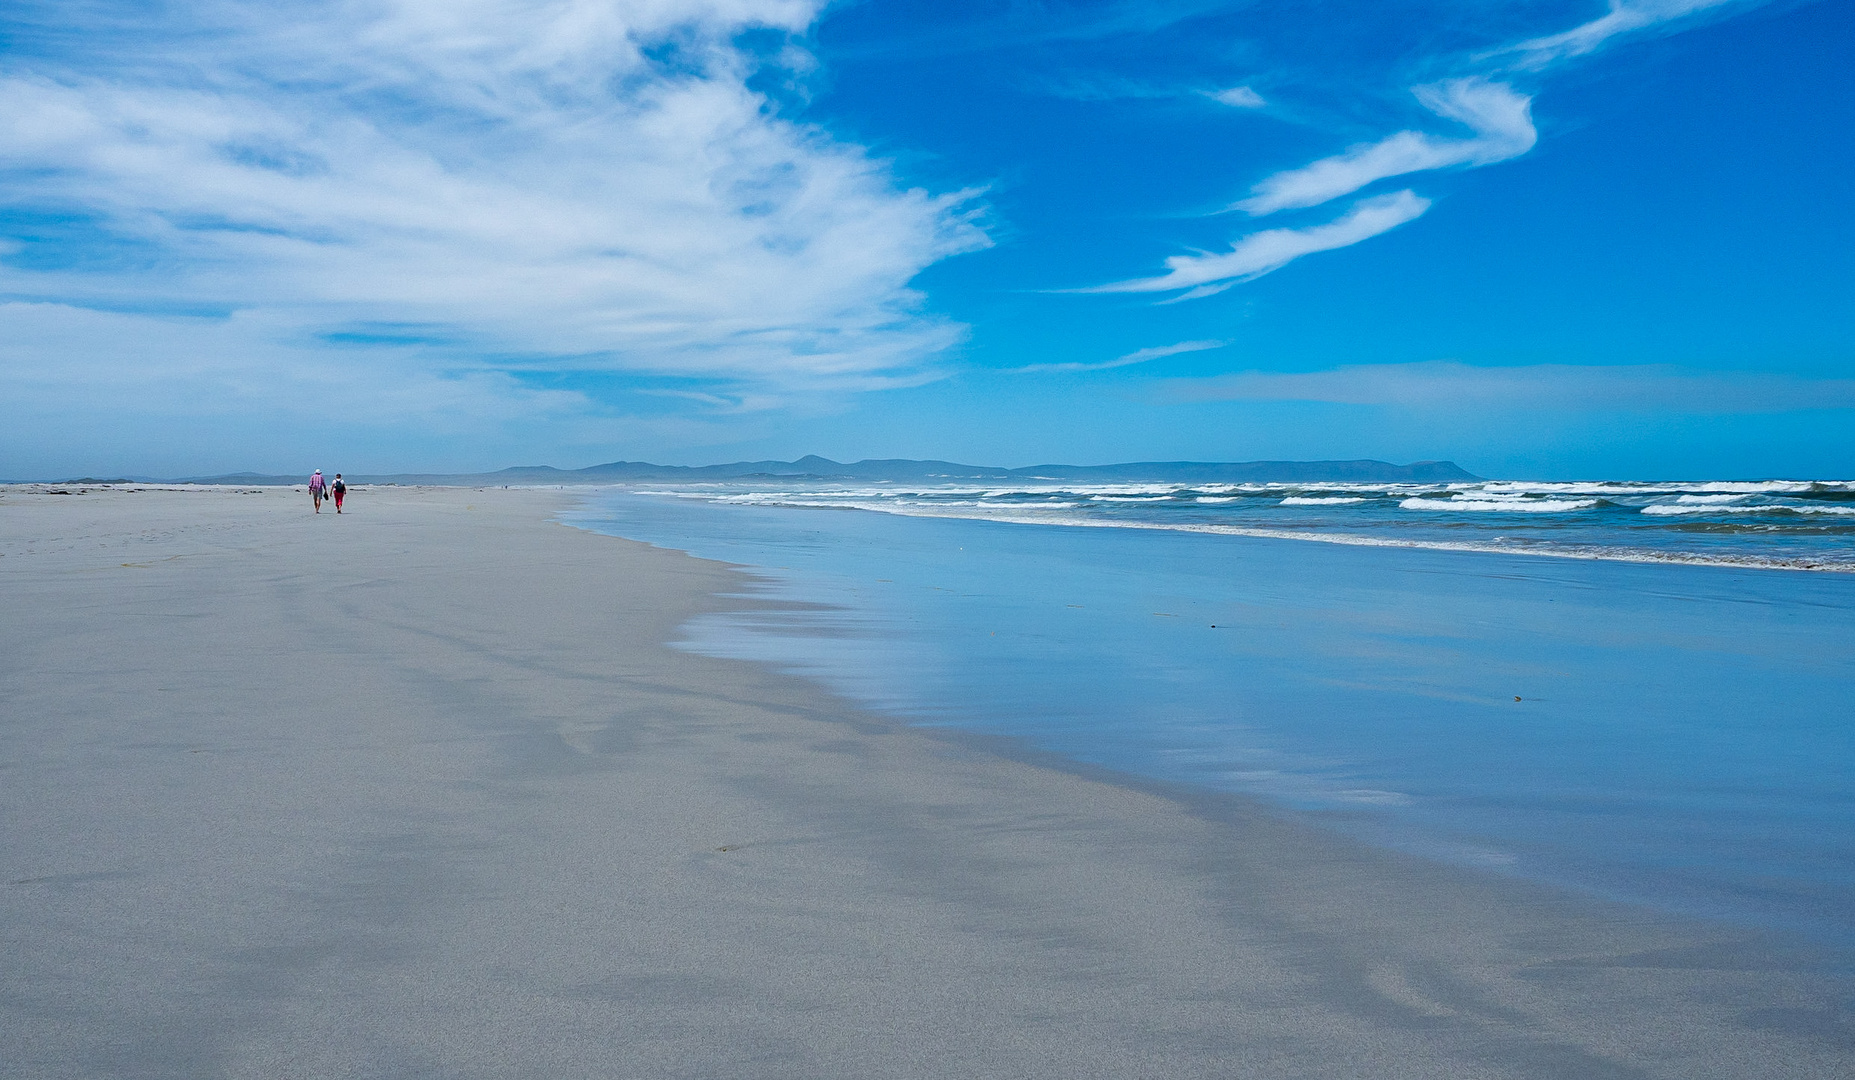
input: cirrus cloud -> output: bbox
[1087,190,1430,300]
[0,0,989,400]
[1003,338,1226,375]
[1090,2,1767,308]
[1237,79,1535,215]
[1205,86,1266,109]
[1503,0,1748,69]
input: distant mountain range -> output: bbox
[131,456,1481,486]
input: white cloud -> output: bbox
[0,301,588,427]
[1504,0,1745,69]
[1238,79,1535,215]
[0,0,988,400]
[1089,191,1429,299]
[0,298,824,475]
[1095,2,1762,307]
[1004,339,1225,374]
[1205,86,1265,109]
[1162,360,1855,413]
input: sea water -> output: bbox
[563,479,1855,946]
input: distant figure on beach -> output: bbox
[332,474,346,513]
[309,469,325,512]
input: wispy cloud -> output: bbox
[1503,0,1746,69]
[0,297,824,474]
[1087,191,1429,299]
[1162,360,1855,413]
[1238,79,1534,215]
[1098,0,1759,301]
[1004,339,1225,374]
[0,0,988,401]
[0,300,593,430]
[1205,86,1266,109]
[1030,75,1265,109]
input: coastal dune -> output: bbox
[2,485,1849,1079]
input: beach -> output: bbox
[579,486,1855,946]
[3,484,1852,1079]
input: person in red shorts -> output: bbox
[332,473,346,513]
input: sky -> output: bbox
[1,0,1849,479]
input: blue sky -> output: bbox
[1,0,1849,479]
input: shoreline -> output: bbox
[616,491,1855,574]
[17,479,1846,574]
[4,485,1852,1077]
[568,487,1855,950]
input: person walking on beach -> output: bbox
[331,473,346,513]
[309,469,325,512]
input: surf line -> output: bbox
[721,502,1855,575]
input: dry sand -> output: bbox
[2,483,1851,1079]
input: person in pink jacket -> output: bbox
[309,469,326,512]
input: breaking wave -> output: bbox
[626,477,1855,572]
[1400,498,1599,513]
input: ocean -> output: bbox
[563,477,1855,947]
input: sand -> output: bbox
[2,483,1850,1079]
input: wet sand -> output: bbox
[2,484,1850,1079]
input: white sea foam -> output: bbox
[658,479,1855,504]
[1679,481,1820,494]
[1401,498,1598,513]
[1643,504,1756,516]
[1478,482,1674,497]
[820,506,1853,572]
[1473,480,1855,499]
[1642,503,1855,516]
[1061,484,1193,497]
[618,477,1855,573]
